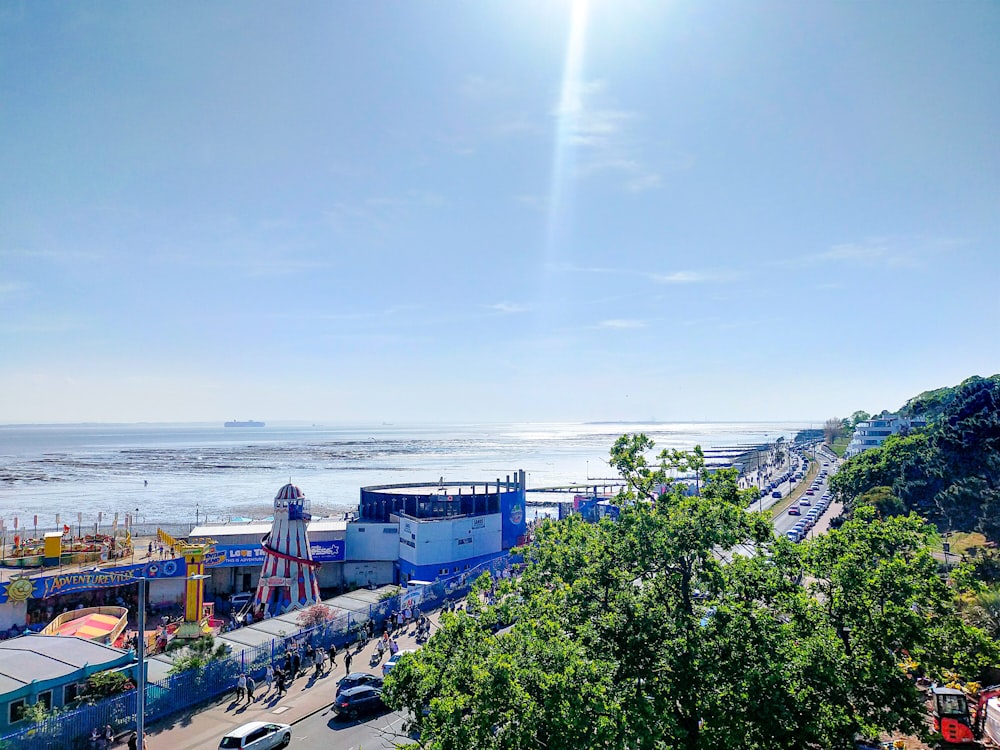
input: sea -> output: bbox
[0,421,808,532]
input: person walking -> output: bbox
[264,664,274,695]
[127,731,138,750]
[275,667,286,697]
[344,649,353,674]
[236,672,247,702]
[291,650,301,680]
[328,642,338,668]
[246,674,256,703]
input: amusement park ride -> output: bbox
[155,528,217,640]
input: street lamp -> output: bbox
[135,572,211,750]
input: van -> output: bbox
[219,721,291,749]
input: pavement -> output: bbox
[141,610,440,750]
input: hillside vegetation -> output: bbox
[831,375,1000,542]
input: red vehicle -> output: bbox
[932,684,1000,744]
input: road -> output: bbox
[287,698,412,750]
[772,447,842,540]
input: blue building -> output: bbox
[0,634,133,732]
[358,470,527,584]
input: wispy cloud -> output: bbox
[0,281,28,298]
[487,302,529,314]
[459,75,510,101]
[325,190,448,232]
[804,236,966,269]
[599,319,646,329]
[555,79,661,193]
[545,262,738,285]
[651,270,738,284]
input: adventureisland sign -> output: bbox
[0,559,187,603]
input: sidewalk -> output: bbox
[145,610,440,750]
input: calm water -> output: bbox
[0,421,808,528]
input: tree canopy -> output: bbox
[383,434,996,749]
[831,376,1000,541]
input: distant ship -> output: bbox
[224,420,265,428]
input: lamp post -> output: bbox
[135,572,211,750]
[136,576,146,750]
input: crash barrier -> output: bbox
[1,555,513,750]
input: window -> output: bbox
[36,691,52,711]
[357,527,366,533]
[9,699,26,724]
[64,683,82,705]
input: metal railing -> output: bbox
[1,554,513,750]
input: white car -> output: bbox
[382,648,416,676]
[219,721,291,749]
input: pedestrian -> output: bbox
[344,649,353,674]
[275,668,286,697]
[246,674,255,702]
[283,651,292,676]
[292,650,301,679]
[103,725,114,747]
[236,672,246,702]
[264,664,274,694]
[127,731,138,750]
[389,638,399,656]
[328,642,337,667]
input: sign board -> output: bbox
[0,558,186,603]
[204,540,345,568]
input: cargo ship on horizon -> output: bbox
[224,420,265,428]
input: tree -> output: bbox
[823,418,844,445]
[386,434,994,749]
[83,669,134,701]
[849,411,871,429]
[296,603,334,629]
[166,635,230,674]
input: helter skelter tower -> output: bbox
[253,483,322,616]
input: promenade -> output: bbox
[140,609,437,750]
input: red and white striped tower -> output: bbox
[253,483,321,616]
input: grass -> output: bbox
[929,531,988,556]
[829,435,850,457]
[769,456,820,519]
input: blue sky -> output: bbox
[1,1,998,424]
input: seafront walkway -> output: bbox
[139,608,438,750]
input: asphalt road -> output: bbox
[772,451,841,539]
[287,701,413,750]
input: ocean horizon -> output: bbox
[0,420,812,529]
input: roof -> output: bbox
[0,635,131,698]
[190,518,347,539]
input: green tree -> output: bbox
[83,669,133,701]
[166,635,230,674]
[385,435,998,750]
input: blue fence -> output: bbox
[1,555,513,750]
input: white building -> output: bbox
[845,414,927,457]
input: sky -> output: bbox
[1,1,998,425]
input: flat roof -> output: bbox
[190,518,348,538]
[0,635,129,695]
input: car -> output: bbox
[771,490,782,499]
[805,489,815,496]
[382,648,416,676]
[229,592,253,611]
[219,721,291,749]
[799,498,811,507]
[788,506,800,515]
[333,684,385,720]
[336,672,384,696]
[785,530,800,542]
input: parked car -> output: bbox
[785,530,800,543]
[771,490,782,499]
[333,685,385,720]
[219,721,291,749]
[336,672,383,696]
[382,649,416,676]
